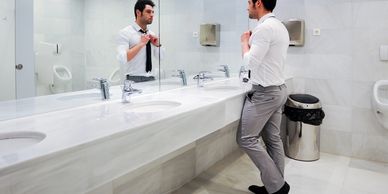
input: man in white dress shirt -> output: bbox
[116,0,163,82]
[236,0,290,194]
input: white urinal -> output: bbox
[108,67,121,85]
[372,80,388,129]
[50,65,72,93]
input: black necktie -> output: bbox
[139,29,152,72]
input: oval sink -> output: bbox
[125,100,181,113]
[0,131,46,154]
[203,85,241,91]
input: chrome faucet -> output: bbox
[239,66,249,82]
[193,71,213,87]
[172,69,187,86]
[218,65,230,78]
[93,78,110,100]
[122,75,142,103]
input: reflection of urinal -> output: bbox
[109,67,121,85]
[372,80,388,129]
[50,65,72,94]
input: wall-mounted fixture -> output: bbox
[200,23,220,47]
[380,45,388,61]
[283,19,305,47]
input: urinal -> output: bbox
[50,65,72,93]
[372,80,388,129]
[108,67,121,85]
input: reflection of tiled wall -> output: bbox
[34,0,85,95]
[274,0,388,162]
[0,0,15,101]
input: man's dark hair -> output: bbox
[252,0,277,12]
[134,0,155,18]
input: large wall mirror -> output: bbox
[0,0,248,120]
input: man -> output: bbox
[116,0,163,83]
[236,0,290,194]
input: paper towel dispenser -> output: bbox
[200,23,220,47]
[283,19,305,47]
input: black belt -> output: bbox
[127,75,155,83]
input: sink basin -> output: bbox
[0,131,46,154]
[125,100,181,113]
[203,85,241,91]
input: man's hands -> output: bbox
[241,31,251,56]
[149,34,161,47]
[241,31,251,45]
[140,35,151,46]
[140,34,161,47]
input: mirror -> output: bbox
[0,0,249,121]
[33,0,161,96]
[159,0,248,85]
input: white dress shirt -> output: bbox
[243,13,289,87]
[116,23,164,79]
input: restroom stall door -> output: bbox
[0,0,16,101]
[15,0,35,99]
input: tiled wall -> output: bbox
[0,0,15,101]
[275,0,388,162]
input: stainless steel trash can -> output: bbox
[284,94,325,161]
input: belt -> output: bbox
[251,84,286,91]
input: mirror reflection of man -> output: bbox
[116,0,163,83]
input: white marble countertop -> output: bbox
[0,75,231,121]
[0,77,249,173]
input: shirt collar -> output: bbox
[133,22,148,33]
[258,13,275,24]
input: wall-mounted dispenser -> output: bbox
[283,19,305,47]
[200,23,220,47]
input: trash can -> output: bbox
[284,94,325,161]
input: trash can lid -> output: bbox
[286,94,321,109]
[289,94,319,104]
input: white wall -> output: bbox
[0,0,16,101]
[275,0,388,163]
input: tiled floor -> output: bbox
[172,150,388,194]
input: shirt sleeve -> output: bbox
[244,27,271,70]
[116,30,129,65]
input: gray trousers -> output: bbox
[237,84,287,193]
